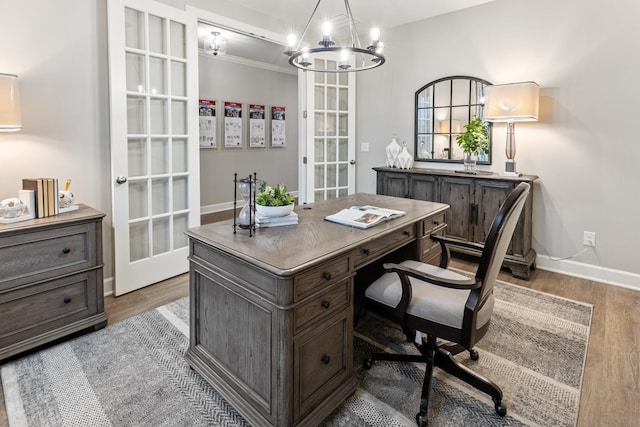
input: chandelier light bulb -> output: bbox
[287,34,296,47]
[321,22,332,36]
[370,27,381,42]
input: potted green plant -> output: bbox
[455,116,489,171]
[256,181,295,217]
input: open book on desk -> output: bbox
[325,205,406,229]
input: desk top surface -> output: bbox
[187,193,448,276]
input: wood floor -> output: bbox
[1,257,638,426]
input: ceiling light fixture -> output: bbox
[285,0,385,73]
[204,31,227,56]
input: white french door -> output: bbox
[108,0,200,296]
[301,58,356,203]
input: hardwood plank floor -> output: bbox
[1,256,638,427]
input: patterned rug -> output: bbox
[1,280,591,426]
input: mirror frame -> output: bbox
[415,75,493,164]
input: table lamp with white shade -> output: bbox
[484,81,539,176]
[0,73,22,132]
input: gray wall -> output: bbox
[198,55,298,209]
[355,0,640,287]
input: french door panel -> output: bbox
[108,0,199,296]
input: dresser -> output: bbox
[0,205,107,361]
[374,167,538,279]
[185,193,448,426]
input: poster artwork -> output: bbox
[224,101,242,148]
[271,106,286,147]
[199,100,216,148]
[249,104,266,147]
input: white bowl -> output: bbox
[256,203,294,218]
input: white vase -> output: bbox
[396,143,414,169]
[385,136,402,168]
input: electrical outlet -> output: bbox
[583,231,596,247]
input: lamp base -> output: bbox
[501,160,522,177]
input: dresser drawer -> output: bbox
[294,255,351,301]
[0,271,99,345]
[294,313,350,419]
[294,280,351,333]
[354,224,415,268]
[0,223,97,289]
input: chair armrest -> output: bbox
[382,263,480,290]
[430,234,486,253]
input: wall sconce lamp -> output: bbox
[484,81,539,176]
[0,73,22,132]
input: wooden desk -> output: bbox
[185,193,448,426]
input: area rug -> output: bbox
[1,279,592,427]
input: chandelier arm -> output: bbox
[343,0,363,48]
[295,0,322,51]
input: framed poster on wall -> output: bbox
[224,101,242,148]
[271,106,286,147]
[249,104,266,148]
[199,100,216,148]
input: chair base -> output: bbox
[363,335,506,426]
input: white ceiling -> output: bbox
[198,0,497,69]
[236,0,497,30]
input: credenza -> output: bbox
[185,193,448,426]
[374,167,538,279]
[0,205,107,361]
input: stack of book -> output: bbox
[256,211,298,228]
[22,178,59,218]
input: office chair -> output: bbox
[362,182,530,426]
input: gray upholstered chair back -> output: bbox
[475,182,530,303]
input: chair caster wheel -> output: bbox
[469,348,479,360]
[415,412,427,426]
[363,358,373,370]
[494,400,507,417]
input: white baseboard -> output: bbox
[536,255,640,292]
[104,276,114,297]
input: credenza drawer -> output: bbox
[294,280,350,332]
[354,224,415,268]
[0,223,96,289]
[294,255,351,301]
[0,271,98,344]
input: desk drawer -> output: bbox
[421,214,445,236]
[295,313,350,419]
[0,223,96,289]
[294,256,351,301]
[0,271,98,344]
[294,280,350,332]
[354,224,415,268]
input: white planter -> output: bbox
[256,203,294,217]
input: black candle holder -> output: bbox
[233,172,257,236]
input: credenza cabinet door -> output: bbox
[375,171,409,198]
[410,174,439,202]
[439,176,474,242]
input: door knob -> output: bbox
[349,160,356,165]
[116,176,127,184]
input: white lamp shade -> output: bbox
[484,81,539,122]
[0,73,22,131]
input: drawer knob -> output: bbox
[362,248,370,256]
[63,297,71,304]
[321,354,331,364]
[403,230,411,236]
[322,272,332,281]
[321,300,331,309]
[62,248,71,254]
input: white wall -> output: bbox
[0,0,113,278]
[355,0,640,288]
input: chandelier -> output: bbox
[204,31,227,56]
[285,0,385,73]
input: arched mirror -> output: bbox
[415,76,492,164]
